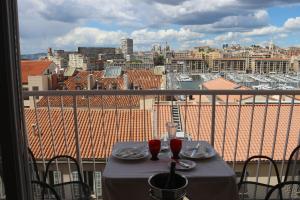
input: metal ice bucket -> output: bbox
[148,172,188,200]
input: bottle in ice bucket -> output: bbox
[148,162,188,200]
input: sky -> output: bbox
[18,0,300,54]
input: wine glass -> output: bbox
[148,139,161,161]
[170,138,182,160]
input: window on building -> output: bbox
[32,86,39,99]
[94,171,102,197]
[23,87,29,100]
[48,170,62,186]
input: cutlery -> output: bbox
[190,142,200,157]
[179,161,190,168]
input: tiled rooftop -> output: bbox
[178,104,300,162]
[154,104,300,161]
[25,108,152,160]
[202,77,253,103]
[21,60,53,84]
[37,95,140,108]
[25,104,300,163]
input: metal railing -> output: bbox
[23,89,300,199]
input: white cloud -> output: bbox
[54,27,127,47]
[284,17,300,30]
[243,26,281,36]
[131,28,204,44]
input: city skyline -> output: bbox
[19,0,300,54]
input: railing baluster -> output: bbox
[87,96,97,198]
[254,95,269,197]
[130,95,132,142]
[210,95,216,147]
[280,95,295,179]
[197,95,202,141]
[59,96,72,182]
[221,95,229,159]
[46,96,59,174]
[143,95,146,142]
[157,95,160,138]
[33,97,46,172]
[246,95,256,160]
[267,95,282,186]
[115,95,119,142]
[72,95,83,177]
[233,95,242,170]
[184,95,187,135]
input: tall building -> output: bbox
[121,38,133,56]
[68,53,91,70]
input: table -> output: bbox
[103,141,238,200]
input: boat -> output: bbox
[177,74,193,82]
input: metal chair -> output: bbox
[31,180,61,200]
[44,155,91,200]
[51,181,92,200]
[238,155,282,200]
[265,181,300,200]
[28,147,40,181]
[284,145,300,183]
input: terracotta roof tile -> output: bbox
[37,96,140,109]
[21,60,53,84]
[178,105,300,162]
[202,78,252,102]
[25,108,152,160]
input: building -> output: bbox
[173,51,191,59]
[78,47,116,70]
[68,53,91,70]
[121,38,133,56]
[21,60,58,107]
[47,49,69,69]
[212,58,247,73]
[171,58,208,73]
[251,58,290,74]
[200,77,274,104]
[104,62,155,70]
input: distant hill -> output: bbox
[21,53,47,60]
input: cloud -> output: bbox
[53,27,204,50]
[283,17,300,30]
[131,28,204,44]
[18,0,300,53]
[54,27,127,47]
[243,26,281,36]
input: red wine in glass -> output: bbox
[170,138,182,160]
[148,139,161,161]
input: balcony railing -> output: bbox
[23,89,300,199]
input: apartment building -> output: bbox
[68,53,91,70]
[121,38,133,56]
[171,58,208,73]
[251,58,291,74]
[212,58,247,73]
[47,49,69,69]
[21,60,58,107]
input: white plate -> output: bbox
[169,160,196,171]
[180,145,216,159]
[112,147,149,160]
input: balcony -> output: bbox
[16,89,300,199]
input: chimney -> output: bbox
[123,74,128,90]
[87,74,95,90]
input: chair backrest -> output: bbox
[238,155,282,199]
[28,147,40,181]
[51,181,91,200]
[31,180,61,200]
[265,181,300,200]
[44,155,83,184]
[238,155,281,189]
[284,145,300,182]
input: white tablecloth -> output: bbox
[103,141,238,200]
